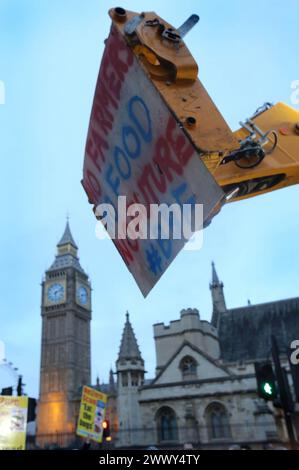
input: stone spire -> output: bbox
[210,262,226,328]
[57,220,78,249]
[109,368,116,393]
[109,368,114,386]
[115,313,145,446]
[48,220,84,273]
[118,312,143,361]
[211,261,220,285]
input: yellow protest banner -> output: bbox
[0,396,28,450]
[76,386,107,443]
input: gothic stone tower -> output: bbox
[210,262,226,328]
[116,312,144,447]
[36,222,91,448]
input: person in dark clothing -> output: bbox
[80,438,91,450]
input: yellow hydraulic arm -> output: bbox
[108,7,299,203]
[214,102,299,202]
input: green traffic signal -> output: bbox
[255,362,277,401]
[262,381,274,396]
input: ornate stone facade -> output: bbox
[114,265,298,449]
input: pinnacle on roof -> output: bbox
[57,220,78,249]
[212,261,219,284]
[48,219,85,273]
[109,368,115,390]
[210,261,223,288]
[118,311,142,361]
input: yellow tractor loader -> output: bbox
[82,7,299,295]
[100,8,299,204]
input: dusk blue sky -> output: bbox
[0,0,298,397]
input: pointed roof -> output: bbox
[144,340,233,388]
[109,368,116,392]
[57,220,78,248]
[210,261,223,288]
[118,312,143,361]
[48,220,85,273]
[218,297,299,362]
[212,261,219,284]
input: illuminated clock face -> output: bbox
[47,283,64,302]
[77,286,88,305]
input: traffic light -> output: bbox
[254,362,277,400]
[102,419,111,442]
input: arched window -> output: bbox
[206,402,231,440]
[156,407,178,442]
[180,356,197,379]
[131,372,139,386]
[121,372,128,387]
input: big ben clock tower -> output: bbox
[36,221,91,448]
